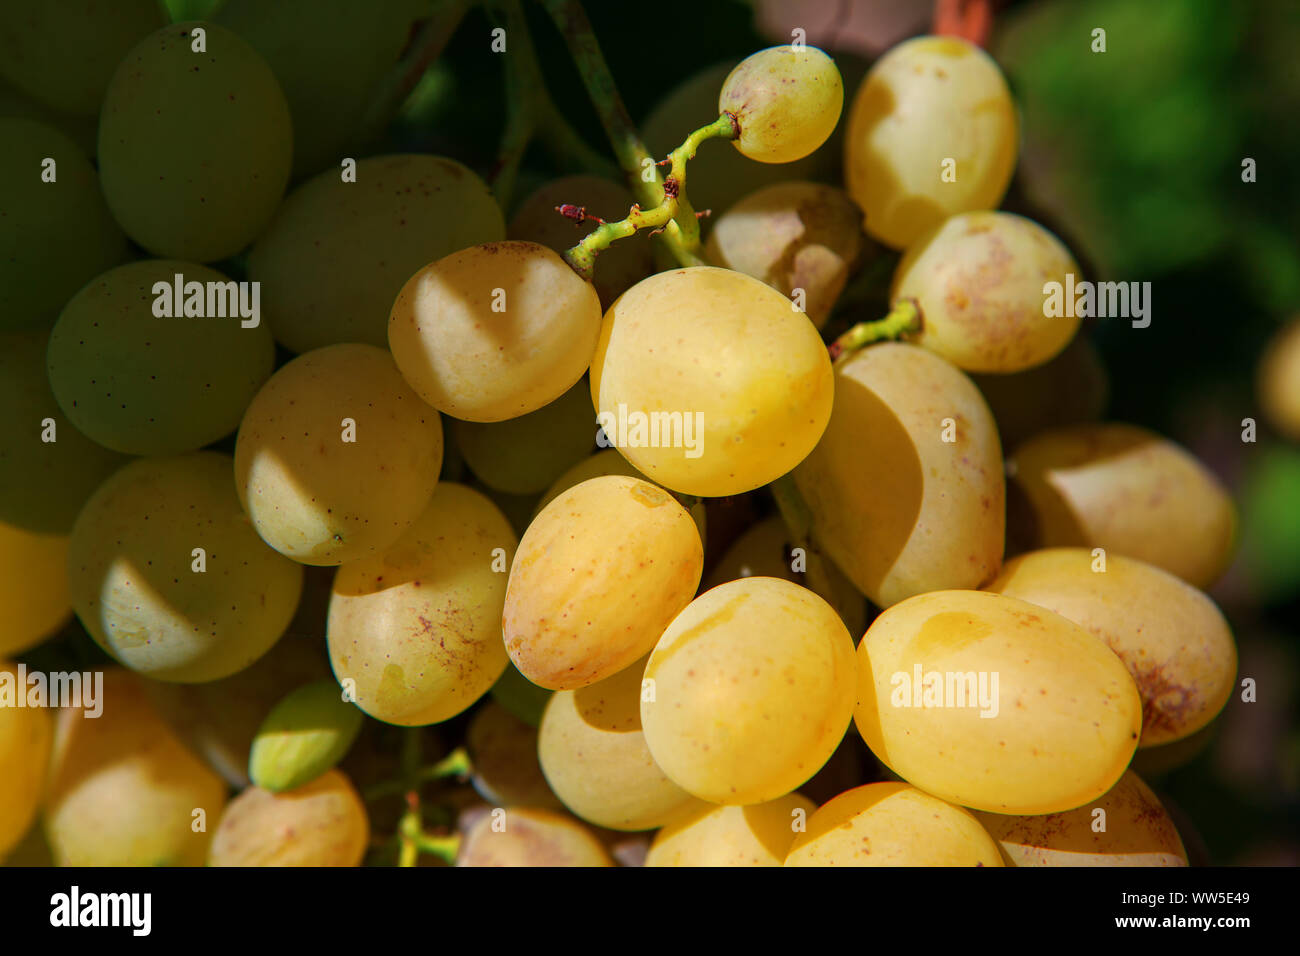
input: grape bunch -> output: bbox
[0,0,1288,873]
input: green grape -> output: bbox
[248,680,364,793]
[0,118,129,331]
[986,548,1236,747]
[1007,423,1236,589]
[251,155,505,353]
[209,769,369,866]
[974,771,1188,867]
[234,343,444,566]
[642,577,855,805]
[718,46,844,164]
[0,0,165,116]
[704,181,864,330]
[892,211,1081,373]
[793,342,1004,609]
[855,590,1141,815]
[591,267,833,497]
[845,35,1017,249]
[391,242,601,424]
[0,523,70,658]
[68,452,304,683]
[503,476,703,690]
[457,808,612,867]
[539,657,706,831]
[215,0,426,177]
[450,381,596,495]
[0,660,53,859]
[467,701,564,811]
[328,483,516,726]
[0,331,127,534]
[1258,316,1300,441]
[46,260,275,456]
[489,664,553,728]
[44,669,228,866]
[508,176,654,310]
[786,782,1002,867]
[646,793,815,867]
[98,21,291,261]
[165,1,225,21]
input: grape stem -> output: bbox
[828,298,922,361]
[561,113,738,280]
[769,474,840,609]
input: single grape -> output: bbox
[0,660,53,859]
[503,476,703,691]
[793,342,1004,609]
[98,21,292,261]
[854,589,1141,814]
[209,769,369,867]
[646,793,816,867]
[234,343,444,566]
[785,782,1002,866]
[251,155,504,353]
[705,181,864,330]
[327,483,517,726]
[390,242,602,423]
[44,669,228,866]
[845,35,1017,249]
[719,45,844,164]
[0,118,129,331]
[457,808,612,867]
[590,267,833,497]
[1257,316,1300,441]
[641,577,856,805]
[248,680,364,793]
[467,701,564,811]
[46,260,275,456]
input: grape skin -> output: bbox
[646,793,816,867]
[0,660,53,860]
[719,45,844,164]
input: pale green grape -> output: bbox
[704,181,864,330]
[0,118,128,330]
[252,155,505,353]
[645,794,816,867]
[590,267,833,497]
[845,35,1017,249]
[327,483,516,726]
[68,452,304,683]
[248,680,364,793]
[44,668,228,866]
[641,577,856,805]
[504,476,703,690]
[0,0,165,115]
[390,242,602,423]
[457,808,612,867]
[0,659,53,859]
[46,260,275,456]
[467,701,564,811]
[216,0,426,176]
[719,45,843,164]
[98,21,291,261]
[209,769,369,867]
[451,381,596,495]
[234,344,444,566]
[892,211,1081,373]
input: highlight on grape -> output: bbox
[595,405,705,459]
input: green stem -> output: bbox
[420,746,472,782]
[411,832,461,865]
[829,298,922,361]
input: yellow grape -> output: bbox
[0,659,53,859]
[457,808,612,867]
[328,483,516,726]
[98,22,291,261]
[704,181,864,330]
[508,175,654,309]
[590,267,833,497]
[855,589,1141,814]
[467,701,564,811]
[69,452,303,683]
[845,35,1017,249]
[0,523,70,657]
[234,343,444,566]
[503,476,703,690]
[975,770,1188,867]
[892,211,1081,373]
[793,342,1004,608]
[252,155,505,353]
[1007,423,1236,589]
[985,548,1236,747]
[389,241,602,423]
[209,769,369,867]
[538,657,705,831]
[645,793,815,867]
[718,45,844,164]
[44,669,228,866]
[786,782,1002,867]
[641,577,855,804]
[1257,316,1300,441]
